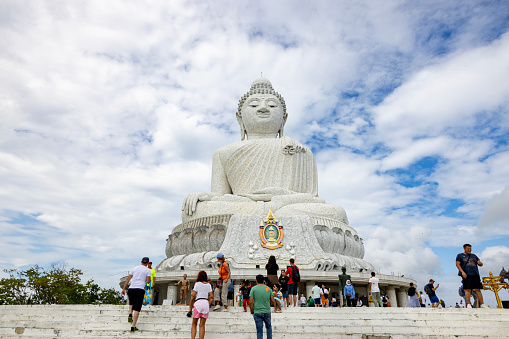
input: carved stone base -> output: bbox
[157,214,373,272]
[165,214,232,257]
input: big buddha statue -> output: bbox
[159,78,373,272]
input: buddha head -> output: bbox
[236,77,287,140]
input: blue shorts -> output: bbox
[282,290,289,298]
[288,283,298,295]
[429,296,439,303]
[314,298,321,305]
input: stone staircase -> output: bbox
[0,304,508,338]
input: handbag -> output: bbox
[143,282,153,305]
[217,262,224,288]
[458,254,471,277]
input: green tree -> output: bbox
[0,269,30,305]
[98,287,125,304]
[0,264,125,305]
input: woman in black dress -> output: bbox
[265,255,279,287]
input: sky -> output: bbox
[1,0,509,307]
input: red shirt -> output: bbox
[285,265,297,284]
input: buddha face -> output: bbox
[240,93,285,137]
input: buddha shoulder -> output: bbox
[213,137,311,161]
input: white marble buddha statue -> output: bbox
[181,77,349,225]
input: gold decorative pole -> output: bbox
[482,272,509,308]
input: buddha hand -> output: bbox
[238,187,295,202]
[281,136,306,155]
[182,192,214,216]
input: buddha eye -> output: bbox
[249,101,259,107]
[267,100,278,108]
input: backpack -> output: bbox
[291,266,300,283]
[424,284,432,295]
[458,286,465,297]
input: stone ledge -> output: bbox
[171,214,233,234]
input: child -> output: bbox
[307,296,314,307]
[240,280,252,312]
[300,293,306,307]
[273,285,283,313]
[236,284,242,307]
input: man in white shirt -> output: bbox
[122,257,151,332]
[369,272,382,307]
[311,282,321,307]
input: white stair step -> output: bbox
[1,305,508,338]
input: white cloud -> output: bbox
[374,31,509,145]
[363,226,442,282]
[316,148,423,224]
[479,246,509,277]
[477,186,509,236]
[432,151,509,210]
[0,1,508,293]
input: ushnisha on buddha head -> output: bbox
[236,77,288,140]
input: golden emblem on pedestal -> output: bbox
[260,210,283,249]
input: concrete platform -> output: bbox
[149,270,415,307]
[0,304,508,338]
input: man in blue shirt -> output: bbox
[455,244,486,308]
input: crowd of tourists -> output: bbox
[122,243,488,338]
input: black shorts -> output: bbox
[463,275,483,290]
[227,291,234,300]
[128,288,145,312]
[288,283,298,295]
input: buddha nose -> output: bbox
[257,103,269,113]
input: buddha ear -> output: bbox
[237,114,247,141]
[278,114,288,138]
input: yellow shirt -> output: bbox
[147,268,156,287]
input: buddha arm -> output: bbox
[182,151,231,216]
[211,151,232,194]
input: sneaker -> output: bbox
[130,327,138,332]
[128,315,133,323]
[467,304,472,308]
[221,308,229,312]
[480,304,488,308]
[213,305,221,311]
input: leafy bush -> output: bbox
[0,264,125,305]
